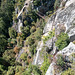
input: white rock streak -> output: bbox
[45,62,55,75]
[34,41,43,65]
[17,0,31,19]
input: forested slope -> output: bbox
[0,0,75,75]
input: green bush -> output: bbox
[8,38,12,43]
[33,0,41,7]
[61,68,75,75]
[20,53,28,61]
[35,19,46,29]
[34,28,43,41]
[73,23,75,25]
[9,27,17,38]
[24,20,28,26]
[8,38,16,47]
[7,66,15,75]
[29,44,36,56]
[25,34,35,46]
[17,37,23,47]
[0,18,6,34]
[56,54,65,68]
[11,39,16,45]
[40,54,50,75]
[7,66,26,75]
[0,65,5,74]
[20,26,30,40]
[13,12,18,23]
[26,28,42,46]
[0,35,7,55]
[22,65,42,75]
[55,32,70,50]
[3,49,16,66]
[0,57,9,68]
[42,29,55,43]
[15,0,25,10]
[30,26,36,33]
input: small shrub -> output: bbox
[28,65,42,75]
[61,68,75,75]
[0,65,6,75]
[43,29,55,43]
[35,19,46,29]
[17,37,23,47]
[13,14,18,23]
[56,54,65,68]
[24,20,28,26]
[3,49,16,66]
[55,32,70,50]
[40,54,50,75]
[8,38,13,47]
[9,27,17,38]
[34,28,43,41]
[29,44,36,56]
[25,34,35,46]
[20,26,30,40]
[20,53,28,61]
[7,66,15,75]
[33,0,41,7]
[30,26,36,33]
[11,39,16,45]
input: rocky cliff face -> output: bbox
[43,1,75,42]
[42,0,75,75]
[15,0,75,74]
[33,0,75,66]
[46,42,75,75]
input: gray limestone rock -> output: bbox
[43,1,75,41]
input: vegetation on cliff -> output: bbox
[0,0,75,75]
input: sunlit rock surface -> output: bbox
[43,2,75,41]
[65,0,75,7]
